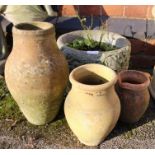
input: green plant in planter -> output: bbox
[67,15,118,52]
[68,38,117,51]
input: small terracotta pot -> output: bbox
[64,64,120,146]
[149,66,155,100]
[117,70,150,123]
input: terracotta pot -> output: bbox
[150,66,155,100]
[64,64,120,146]
[57,30,131,72]
[117,70,150,123]
[5,22,69,125]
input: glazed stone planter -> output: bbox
[5,22,69,125]
[150,66,155,100]
[57,30,131,72]
[117,70,150,123]
[64,64,120,146]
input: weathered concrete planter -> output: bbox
[150,66,155,100]
[5,22,69,125]
[64,64,120,146]
[117,70,150,123]
[57,30,131,72]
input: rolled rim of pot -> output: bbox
[69,63,117,91]
[118,70,150,91]
[57,30,131,53]
[13,21,55,35]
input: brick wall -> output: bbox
[57,5,155,69]
[60,5,153,19]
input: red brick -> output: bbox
[125,5,148,18]
[102,5,124,16]
[79,5,101,16]
[59,5,78,16]
[147,5,155,19]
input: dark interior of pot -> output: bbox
[73,68,109,86]
[15,22,51,31]
[78,73,108,85]
[16,24,42,30]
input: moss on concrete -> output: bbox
[123,128,137,139]
[0,77,23,120]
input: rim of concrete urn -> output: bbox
[69,63,117,91]
[13,21,55,36]
[57,30,131,53]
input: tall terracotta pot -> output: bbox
[150,66,155,100]
[5,22,69,125]
[117,70,150,123]
[64,64,120,146]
